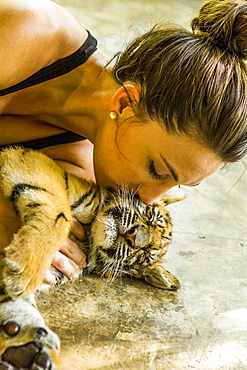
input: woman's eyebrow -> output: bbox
[160,154,179,182]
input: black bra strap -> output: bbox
[0,31,97,97]
[0,132,86,151]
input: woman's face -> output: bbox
[93,117,223,204]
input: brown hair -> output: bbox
[111,0,247,162]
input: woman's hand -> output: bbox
[43,218,87,285]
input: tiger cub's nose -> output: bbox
[124,226,138,247]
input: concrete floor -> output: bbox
[36,1,247,369]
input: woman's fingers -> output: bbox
[70,217,86,240]
[43,270,57,285]
[51,250,79,280]
[59,238,87,269]
[43,251,78,285]
[43,235,87,285]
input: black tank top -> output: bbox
[0,31,97,150]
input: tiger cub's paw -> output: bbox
[3,257,33,300]
[3,232,50,299]
[3,256,42,300]
[143,264,180,291]
[1,342,55,370]
[127,263,180,291]
[0,299,59,370]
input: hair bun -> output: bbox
[191,0,247,59]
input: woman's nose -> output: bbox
[137,184,175,204]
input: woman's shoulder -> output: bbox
[0,0,88,89]
[41,139,96,181]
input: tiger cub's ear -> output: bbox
[143,264,180,291]
[156,186,186,205]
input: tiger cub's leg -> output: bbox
[0,148,72,300]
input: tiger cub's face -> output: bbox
[85,189,185,290]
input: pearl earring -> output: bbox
[109,111,118,120]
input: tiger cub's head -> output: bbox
[85,187,185,290]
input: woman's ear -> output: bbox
[110,84,140,115]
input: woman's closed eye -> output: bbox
[148,160,162,180]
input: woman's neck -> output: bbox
[1,51,118,144]
[52,57,117,143]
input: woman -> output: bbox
[0,0,246,284]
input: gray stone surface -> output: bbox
[36,1,247,369]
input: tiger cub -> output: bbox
[0,147,185,302]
